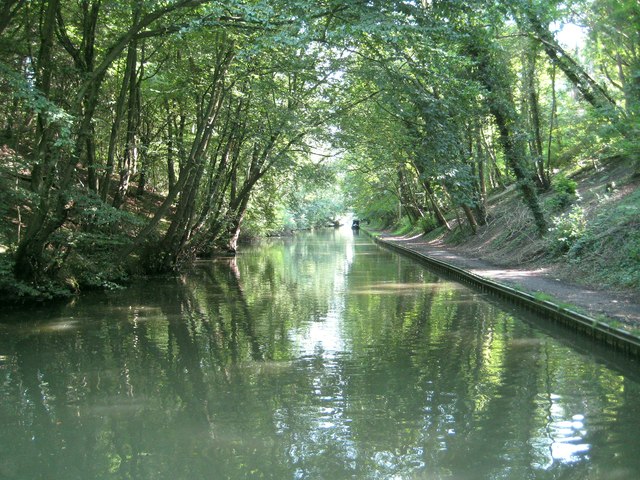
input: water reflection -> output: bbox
[1,229,640,479]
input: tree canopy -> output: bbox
[1,0,638,299]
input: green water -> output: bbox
[1,229,640,479]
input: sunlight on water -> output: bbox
[295,309,346,356]
[39,320,80,332]
[1,230,640,479]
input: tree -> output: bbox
[10,0,216,281]
[465,30,548,234]
[2,0,637,297]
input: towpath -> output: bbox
[376,232,640,330]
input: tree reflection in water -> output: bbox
[1,230,640,479]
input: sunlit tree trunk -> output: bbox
[398,167,423,223]
[480,127,505,190]
[415,172,451,231]
[136,117,153,196]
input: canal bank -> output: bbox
[369,230,640,358]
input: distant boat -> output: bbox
[351,220,360,230]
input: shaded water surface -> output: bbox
[1,230,640,479]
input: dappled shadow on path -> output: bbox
[380,233,640,327]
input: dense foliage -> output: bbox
[1,0,638,300]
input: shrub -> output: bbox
[393,216,415,235]
[549,205,586,254]
[554,174,578,195]
[548,174,578,211]
[418,216,439,234]
[0,253,73,302]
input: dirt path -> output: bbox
[378,232,640,329]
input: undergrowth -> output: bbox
[0,175,141,303]
[421,159,639,294]
[562,186,640,289]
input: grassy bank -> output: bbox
[398,157,639,296]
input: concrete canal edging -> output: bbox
[369,232,640,358]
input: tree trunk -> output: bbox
[468,35,547,234]
[519,7,619,115]
[79,1,101,192]
[31,0,59,194]
[113,26,141,209]
[422,179,451,231]
[480,127,505,190]
[226,210,246,254]
[13,0,61,281]
[461,204,478,234]
[473,137,488,226]
[225,190,252,254]
[100,44,134,201]
[546,63,557,181]
[492,106,547,233]
[398,167,422,223]
[166,110,177,191]
[525,39,550,190]
[13,191,72,281]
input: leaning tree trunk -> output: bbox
[225,193,252,254]
[520,9,619,115]
[13,192,72,281]
[461,204,478,235]
[422,179,451,231]
[468,35,547,234]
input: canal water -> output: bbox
[1,229,640,479]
